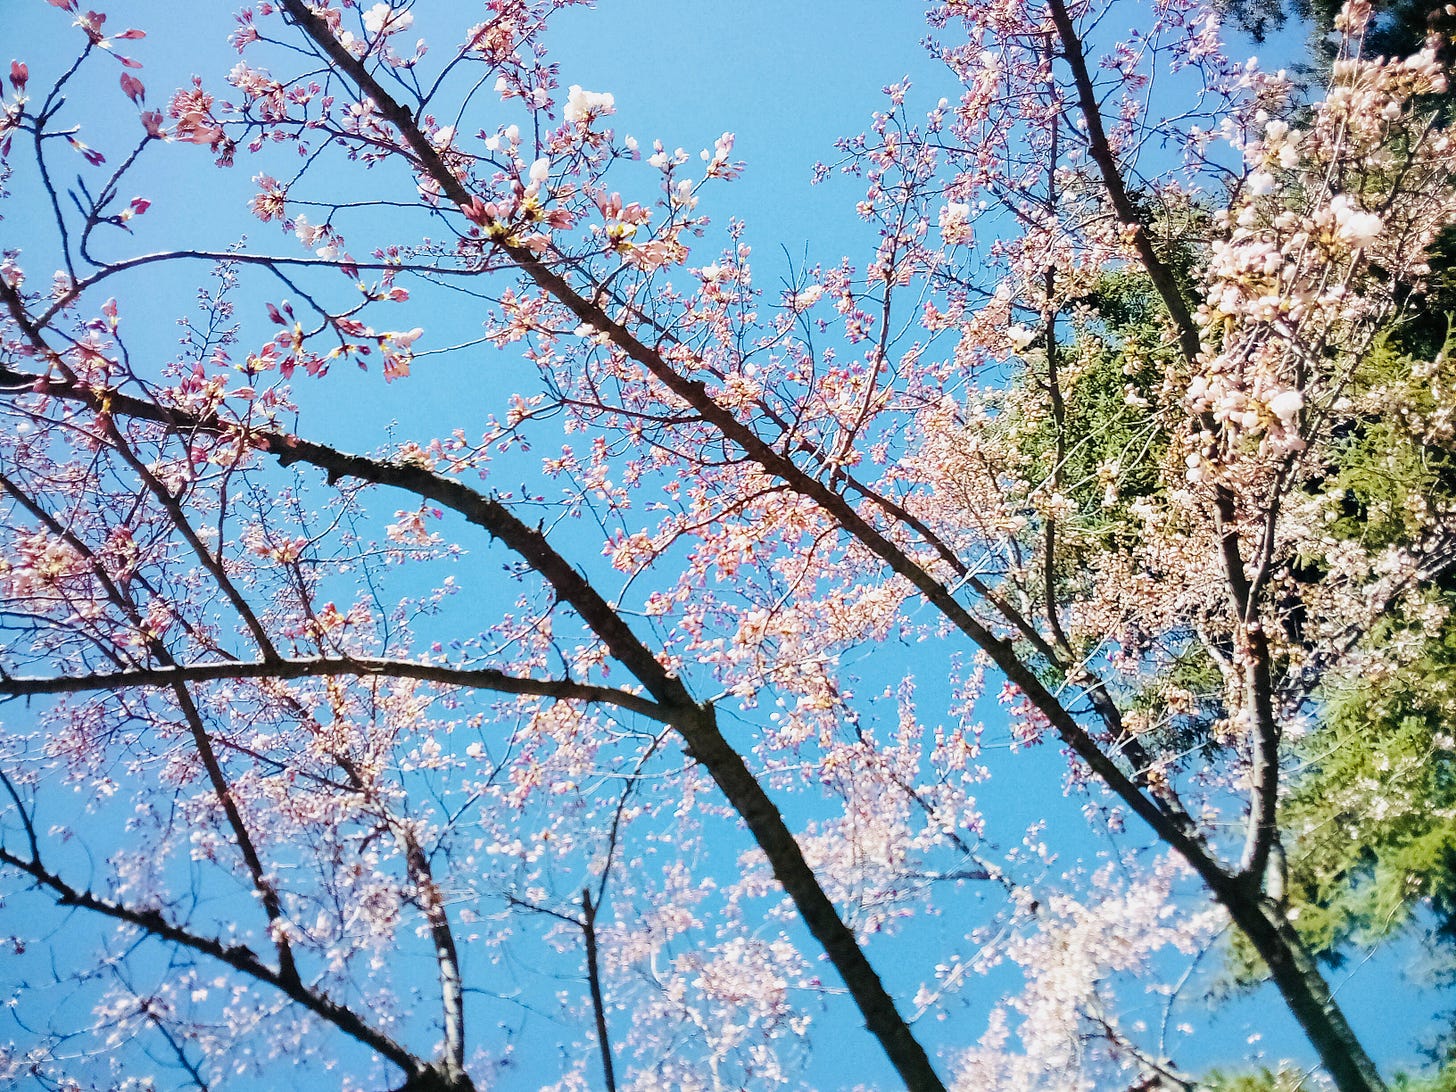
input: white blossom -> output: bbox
[1267,389,1304,423]
[1007,324,1037,351]
[362,3,412,38]
[1330,193,1383,248]
[563,85,615,125]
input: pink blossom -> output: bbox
[118,72,144,104]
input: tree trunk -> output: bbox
[1215,882,1387,1092]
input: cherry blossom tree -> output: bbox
[2,1,1455,1089]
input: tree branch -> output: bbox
[0,656,668,721]
[396,823,468,1081]
[1045,0,1202,365]
[581,888,617,1092]
[0,842,427,1081]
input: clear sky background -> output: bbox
[1,1,1448,1087]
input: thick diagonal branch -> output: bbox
[270,0,1207,873]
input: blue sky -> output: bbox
[1,1,1449,1087]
